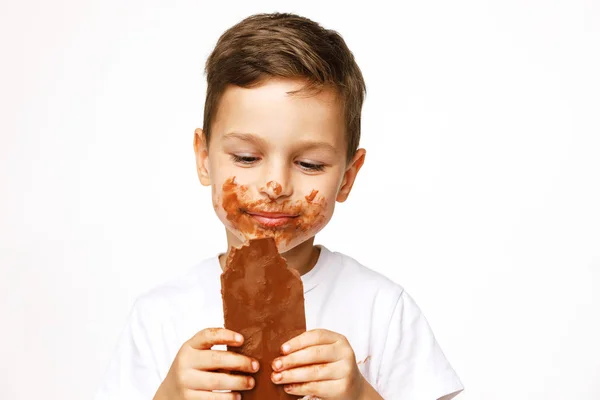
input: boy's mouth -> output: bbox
[243,209,299,228]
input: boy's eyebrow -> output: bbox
[222,132,268,147]
[297,140,339,155]
[222,132,339,154]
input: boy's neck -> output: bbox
[218,234,321,276]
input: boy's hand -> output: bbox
[270,329,371,400]
[154,327,259,400]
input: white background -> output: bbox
[1,0,599,399]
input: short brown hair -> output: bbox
[202,12,366,164]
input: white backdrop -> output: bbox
[1,0,599,399]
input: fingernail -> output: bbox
[248,377,255,388]
[273,359,282,370]
[272,372,282,382]
[252,360,259,371]
[281,343,290,353]
[235,334,243,342]
[236,393,241,400]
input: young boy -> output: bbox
[95,12,464,400]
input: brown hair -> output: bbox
[202,12,366,164]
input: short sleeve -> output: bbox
[376,290,464,400]
[94,299,163,400]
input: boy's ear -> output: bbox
[193,128,211,186]
[336,148,366,203]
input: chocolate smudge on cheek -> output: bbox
[221,176,327,248]
[305,189,318,203]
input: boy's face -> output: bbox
[194,78,365,254]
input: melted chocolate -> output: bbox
[221,237,307,399]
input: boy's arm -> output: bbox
[376,290,464,400]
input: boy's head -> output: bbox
[194,13,366,254]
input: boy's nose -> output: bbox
[259,161,294,200]
[260,179,293,201]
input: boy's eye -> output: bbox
[296,161,325,172]
[230,154,259,164]
[230,154,325,172]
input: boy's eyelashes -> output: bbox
[230,154,258,164]
[229,154,326,172]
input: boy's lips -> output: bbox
[244,210,299,228]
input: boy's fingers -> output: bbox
[271,361,340,385]
[185,390,241,400]
[273,344,335,371]
[282,380,332,398]
[188,328,244,350]
[281,329,338,354]
[192,349,260,373]
[178,369,254,391]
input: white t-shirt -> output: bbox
[95,244,464,400]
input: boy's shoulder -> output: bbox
[310,245,406,304]
[335,249,403,290]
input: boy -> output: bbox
[96,12,464,400]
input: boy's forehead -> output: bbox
[221,131,341,155]
[212,78,346,149]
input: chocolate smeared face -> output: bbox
[194,77,366,254]
[214,176,328,252]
